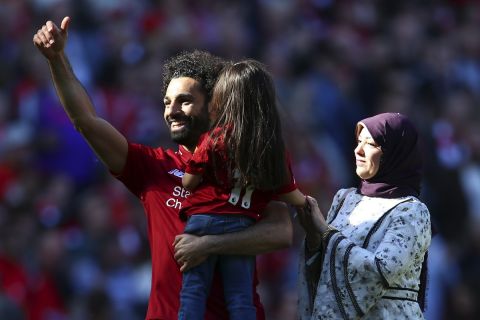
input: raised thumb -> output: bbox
[60,16,70,33]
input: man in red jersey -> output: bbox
[33,17,292,320]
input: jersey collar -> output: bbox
[178,145,193,163]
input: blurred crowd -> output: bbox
[1,0,480,319]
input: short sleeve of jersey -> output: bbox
[185,132,212,175]
[113,142,167,198]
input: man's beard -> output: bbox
[169,113,210,148]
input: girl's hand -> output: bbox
[296,196,329,250]
[297,196,328,232]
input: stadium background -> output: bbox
[1,0,479,319]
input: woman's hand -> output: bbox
[296,196,329,250]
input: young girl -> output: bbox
[178,60,306,320]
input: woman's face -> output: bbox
[354,126,383,180]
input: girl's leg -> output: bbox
[218,215,257,320]
[178,215,218,320]
[219,254,257,320]
[178,255,217,320]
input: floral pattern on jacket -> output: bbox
[298,188,431,320]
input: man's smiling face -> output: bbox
[163,77,210,151]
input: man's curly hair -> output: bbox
[162,50,228,103]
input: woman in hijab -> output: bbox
[297,113,431,319]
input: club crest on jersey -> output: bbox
[168,169,185,178]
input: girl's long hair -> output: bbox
[210,60,288,191]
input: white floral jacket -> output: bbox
[298,188,431,320]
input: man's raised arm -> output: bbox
[33,16,128,174]
[174,201,293,272]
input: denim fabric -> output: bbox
[178,214,256,320]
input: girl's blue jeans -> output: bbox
[178,214,256,320]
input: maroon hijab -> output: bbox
[356,113,423,198]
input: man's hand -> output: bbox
[33,16,70,60]
[173,234,209,272]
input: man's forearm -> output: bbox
[47,52,128,173]
[203,201,293,255]
[48,52,97,125]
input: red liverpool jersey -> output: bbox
[180,130,297,220]
[115,142,265,320]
